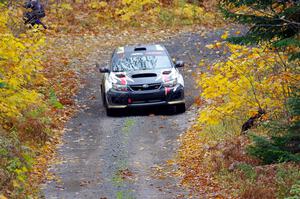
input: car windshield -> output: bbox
[112,52,172,72]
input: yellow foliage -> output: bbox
[180,3,204,20]
[88,1,108,9]
[60,3,73,11]
[0,6,46,123]
[116,0,159,22]
[221,31,229,39]
[0,195,7,199]
[199,43,299,125]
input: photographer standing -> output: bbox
[23,0,47,29]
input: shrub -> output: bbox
[0,129,34,197]
[116,0,159,23]
[285,181,300,199]
[248,94,300,164]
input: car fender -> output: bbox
[104,73,113,93]
[177,73,184,87]
[173,68,184,87]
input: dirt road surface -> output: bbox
[43,28,228,199]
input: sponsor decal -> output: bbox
[120,77,127,85]
[155,45,164,51]
[165,87,171,95]
[145,51,165,56]
[131,52,144,56]
[116,47,125,54]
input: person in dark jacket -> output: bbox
[23,0,47,29]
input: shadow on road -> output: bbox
[107,105,186,117]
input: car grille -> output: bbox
[129,83,162,91]
[132,99,162,104]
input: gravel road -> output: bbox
[43,28,229,199]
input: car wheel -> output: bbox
[176,103,186,114]
[106,108,116,117]
[101,86,107,106]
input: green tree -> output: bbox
[247,93,300,164]
[220,0,300,60]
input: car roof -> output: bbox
[115,44,167,54]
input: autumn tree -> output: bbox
[219,0,300,163]
[0,2,48,196]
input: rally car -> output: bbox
[98,44,185,116]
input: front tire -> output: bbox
[101,85,107,106]
[176,103,186,114]
[106,107,115,117]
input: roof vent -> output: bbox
[134,47,147,51]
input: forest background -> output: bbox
[0,0,299,198]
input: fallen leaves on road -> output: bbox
[118,169,135,181]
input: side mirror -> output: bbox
[96,62,110,73]
[175,61,184,68]
[96,62,100,68]
[99,67,110,73]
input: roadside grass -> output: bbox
[200,119,242,143]
[122,119,135,135]
[111,118,136,198]
[217,162,300,198]
[116,190,134,199]
[176,118,300,198]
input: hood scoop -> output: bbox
[131,73,157,78]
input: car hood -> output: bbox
[110,68,177,85]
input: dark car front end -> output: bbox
[106,74,185,108]
[100,44,185,115]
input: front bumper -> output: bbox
[106,85,184,108]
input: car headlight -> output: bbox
[112,83,128,91]
[163,78,178,87]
